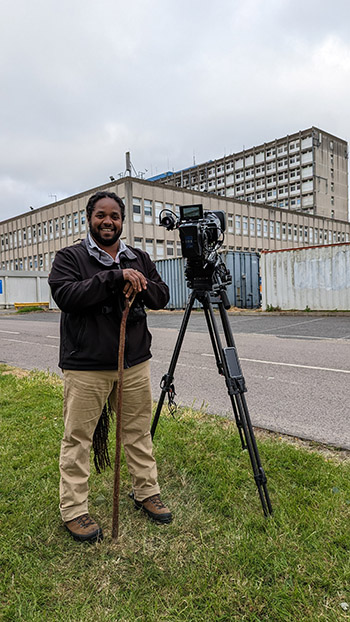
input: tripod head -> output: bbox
[185,252,232,309]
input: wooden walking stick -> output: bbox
[112,292,136,539]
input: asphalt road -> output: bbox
[0,310,349,449]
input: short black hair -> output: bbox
[86,191,125,222]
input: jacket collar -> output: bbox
[85,234,137,267]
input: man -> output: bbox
[49,191,172,543]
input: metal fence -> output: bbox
[0,271,51,308]
[155,251,260,309]
[0,251,260,310]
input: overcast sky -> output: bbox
[1,0,350,221]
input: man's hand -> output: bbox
[122,268,148,299]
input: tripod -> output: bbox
[151,281,273,517]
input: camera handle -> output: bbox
[151,288,273,518]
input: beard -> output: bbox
[89,224,122,247]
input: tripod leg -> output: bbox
[205,297,273,516]
[151,290,196,438]
[234,392,273,516]
[202,296,246,449]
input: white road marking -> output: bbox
[1,338,59,348]
[256,317,326,333]
[46,335,59,339]
[240,357,350,375]
[0,329,20,334]
[203,353,350,375]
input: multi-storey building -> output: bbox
[1,176,350,272]
[152,127,349,221]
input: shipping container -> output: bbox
[260,243,350,310]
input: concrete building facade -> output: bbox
[152,127,349,221]
[1,176,350,272]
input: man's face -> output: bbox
[89,197,123,247]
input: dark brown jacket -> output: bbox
[48,240,169,370]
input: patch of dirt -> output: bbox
[1,366,30,378]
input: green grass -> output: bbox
[1,365,350,622]
[15,306,46,314]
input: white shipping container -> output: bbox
[261,243,350,310]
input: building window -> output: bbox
[270,221,274,238]
[243,216,248,234]
[155,201,163,222]
[144,199,153,223]
[235,215,241,233]
[276,222,281,239]
[60,216,65,235]
[80,210,86,232]
[73,212,79,232]
[257,218,262,237]
[263,220,268,238]
[145,238,154,258]
[156,240,164,258]
[134,237,143,250]
[133,197,142,222]
[166,241,174,256]
[250,217,255,234]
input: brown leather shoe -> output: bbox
[134,494,172,524]
[64,514,103,543]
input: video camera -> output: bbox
[159,204,225,261]
[159,204,231,293]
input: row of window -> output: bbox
[0,237,181,270]
[132,199,180,224]
[1,196,348,260]
[191,139,311,176]
[226,215,349,244]
[1,252,55,271]
[0,210,86,251]
[133,238,181,260]
[236,181,302,194]
[234,167,306,182]
[181,155,305,186]
[174,141,319,183]
[2,222,348,271]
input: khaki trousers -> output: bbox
[59,361,160,522]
